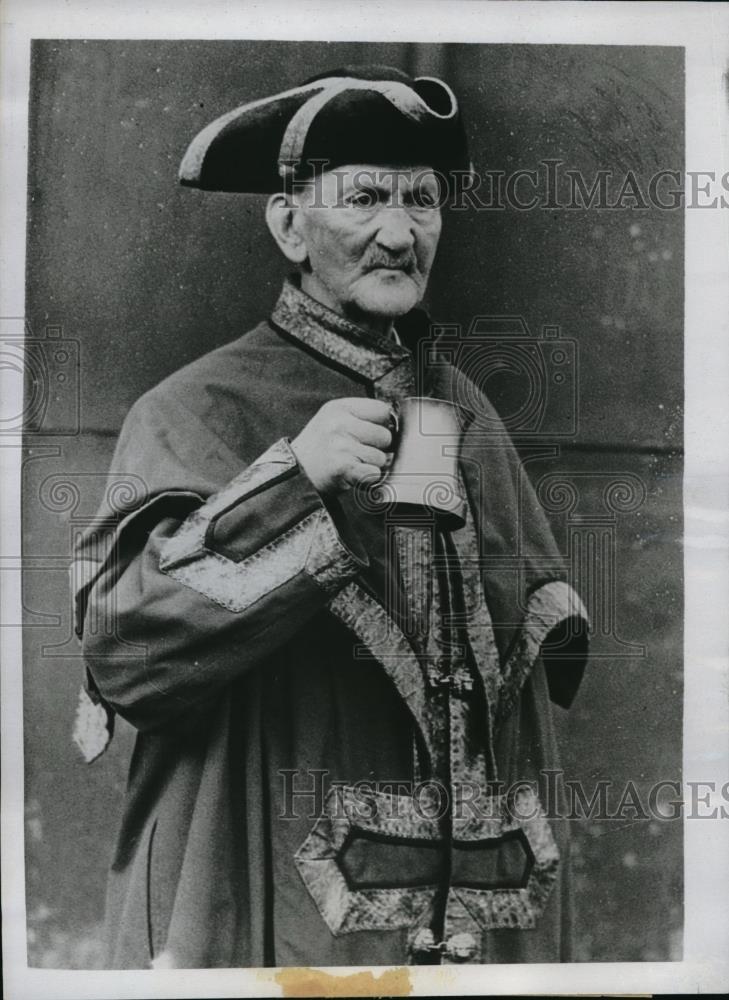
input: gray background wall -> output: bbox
[22,40,683,966]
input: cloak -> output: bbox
[73,276,589,968]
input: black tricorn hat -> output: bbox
[179,64,472,193]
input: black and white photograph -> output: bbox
[1,1,728,997]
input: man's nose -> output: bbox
[374,207,416,253]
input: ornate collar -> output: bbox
[270,276,418,401]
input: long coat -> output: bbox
[74,276,589,968]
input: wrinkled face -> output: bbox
[293,164,442,325]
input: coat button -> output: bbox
[410,927,437,955]
[445,931,477,962]
[409,927,443,964]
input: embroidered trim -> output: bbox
[393,524,434,657]
[296,784,559,939]
[304,505,367,596]
[271,279,416,401]
[159,438,362,610]
[393,511,501,787]
[328,583,435,768]
[373,362,418,405]
[452,787,560,931]
[449,500,503,722]
[295,784,439,935]
[159,438,298,569]
[163,510,307,611]
[497,580,590,725]
[448,694,488,791]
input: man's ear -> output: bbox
[265,193,308,265]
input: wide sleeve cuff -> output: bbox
[497,580,590,721]
[159,438,368,610]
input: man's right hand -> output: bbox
[290,397,395,496]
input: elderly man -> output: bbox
[73,65,589,969]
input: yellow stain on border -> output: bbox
[274,966,412,997]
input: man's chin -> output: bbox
[353,272,422,318]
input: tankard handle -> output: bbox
[387,403,400,453]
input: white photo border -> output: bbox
[2,0,728,996]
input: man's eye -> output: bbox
[412,188,438,208]
[346,190,378,208]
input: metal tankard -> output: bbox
[374,396,467,530]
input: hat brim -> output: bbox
[179,75,471,194]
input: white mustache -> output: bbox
[364,255,417,274]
